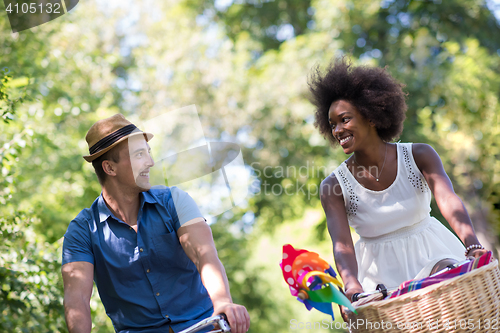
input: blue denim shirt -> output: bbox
[62,187,213,332]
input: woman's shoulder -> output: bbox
[324,161,349,184]
[321,172,340,187]
[320,165,347,201]
[411,142,435,154]
[395,142,436,158]
[410,143,438,160]
[409,143,440,172]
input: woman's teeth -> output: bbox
[340,136,352,145]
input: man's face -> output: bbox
[118,135,154,191]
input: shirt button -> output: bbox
[129,227,133,230]
[156,292,160,296]
[146,269,150,273]
[165,315,169,318]
[139,248,144,252]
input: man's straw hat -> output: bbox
[83,114,153,162]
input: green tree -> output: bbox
[0,71,67,332]
[2,0,500,331]
[186,0,314,51]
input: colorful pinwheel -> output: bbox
[280,244,357,319]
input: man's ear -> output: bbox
[102,160,116,177]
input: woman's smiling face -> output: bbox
[328,100,376,154]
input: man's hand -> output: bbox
[213,301,250,333]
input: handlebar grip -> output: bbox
[217,313,231,332]
[376,284,387,299]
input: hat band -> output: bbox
[89,124,138,155]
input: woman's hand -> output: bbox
[338,287,364,322]
[344,287,364,303]
[467,248,488,260]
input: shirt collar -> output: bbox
[141,190,158,205]
[97,191,158,223]
[97,194,115,223]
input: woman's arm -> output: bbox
[412,143,486,258]
[320,174,363,300]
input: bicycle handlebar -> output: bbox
[351,283,388,302]
[351,259,472,302]
[178,314,231,333]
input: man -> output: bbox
[61,114,250,333]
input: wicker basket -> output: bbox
[346,259,500,333]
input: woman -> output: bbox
[309,58,487,308]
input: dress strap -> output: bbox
[332,164,359,219]
[400,143,430,193]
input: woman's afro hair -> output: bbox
[308,57,407,146]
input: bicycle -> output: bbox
[178,314,231,333]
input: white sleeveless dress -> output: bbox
[332,142,465,291]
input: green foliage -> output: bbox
[1,0,500,331]
[0,73,66,332]
[0,71,29,123]
[186,0,314,51]
[211,220,285,332]
[0,211,67,333]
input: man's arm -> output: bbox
[178,222,250,333]
[61,261,94,333]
